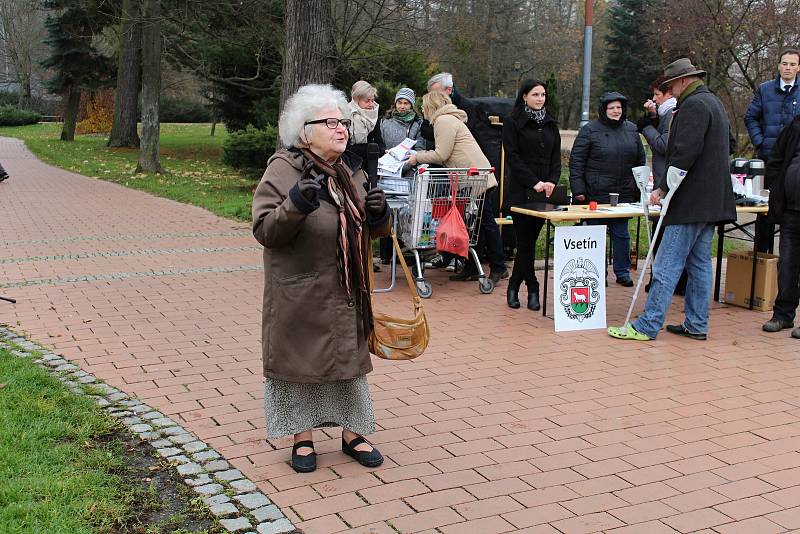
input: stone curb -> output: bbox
[0,327,298,534]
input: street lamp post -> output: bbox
[580,0,593,127]
[513,61,521,95]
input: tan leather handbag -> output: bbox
[369,232,429,360]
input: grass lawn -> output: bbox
[0,123,256,221]
[0,347,220,534]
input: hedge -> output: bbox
[222,125,277,172]
[0,106,40,126]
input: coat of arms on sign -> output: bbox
[559,258,601,321]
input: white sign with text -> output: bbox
[554,225,607,332]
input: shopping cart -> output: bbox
[399,166,494,298]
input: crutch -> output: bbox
[622,166,687,329]
[631,166,653,250]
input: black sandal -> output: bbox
[342,436,384,467]
[291,440,316,473]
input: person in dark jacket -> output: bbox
[638,76,676,185]
[637,76,687,296]
[745,49,800,253]
[569,91,646,286]
[761,115,800,339]
[503,79,561,311]
[609,58,736,341]
[0,162,8,182]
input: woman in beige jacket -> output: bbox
[407,91,507,282]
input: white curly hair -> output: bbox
[278,84,350,148]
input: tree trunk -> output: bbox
[136,0,161,173]
[60,86,81,141]
[108,0,141,148]
[279,0,336,114]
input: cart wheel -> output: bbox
[479,277,494,294]
[417,281,433,299]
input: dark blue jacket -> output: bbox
[745,76,800,162]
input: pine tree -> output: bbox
[545,72,560,122]
[41,0,113,141]
[601,0,662,119]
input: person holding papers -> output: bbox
[376,88,427,265]
[502,79,561,311]
[380,87,427,160]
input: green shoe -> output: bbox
[608,323,651,341]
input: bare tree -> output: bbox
[0,0,46,109]
[137,0,161,173]
[279,0,336,111]
[653,0,800,151]
[108,0,141,148]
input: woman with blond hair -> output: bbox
[348,80,384,183]
[407,91,507,282]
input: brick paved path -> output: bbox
[4,136,800,533]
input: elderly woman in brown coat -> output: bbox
[252,84,390,473]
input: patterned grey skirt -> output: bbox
[263,374,375,438]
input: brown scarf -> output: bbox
[300,148,372,334]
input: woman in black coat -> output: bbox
[569,91,646,286]
[503,79,562,310]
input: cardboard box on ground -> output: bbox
[725,251,778,312]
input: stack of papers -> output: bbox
[378,138,416,179]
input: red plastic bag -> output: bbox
[435,175,469,258]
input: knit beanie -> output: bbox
[394,87,416,106]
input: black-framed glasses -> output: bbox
[304,118,352,129]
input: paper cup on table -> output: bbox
[609,193,619,206]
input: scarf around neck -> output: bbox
[524,105,547,124]
[658,97,677,118]
[391,109,416,123]
[678,80,704,105]
[300,147,372,333]
[349,101,379,144]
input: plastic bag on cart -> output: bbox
[436,202,469,258]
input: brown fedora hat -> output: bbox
[660,58,706,88]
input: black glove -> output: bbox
[297,161,322,202]
[636,115,656,133]
[365,187,386,217]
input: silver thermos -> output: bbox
[731,157,748,175]
[747,159,765,196]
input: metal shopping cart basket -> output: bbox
[399,166,494,298]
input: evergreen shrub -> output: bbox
[222,125,277,172]
[0,106,41,126]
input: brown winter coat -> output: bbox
[414,104,498,189]
[252,149,391,383]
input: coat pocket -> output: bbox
[269,272,335,379]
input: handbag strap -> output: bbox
[371,231,423,310]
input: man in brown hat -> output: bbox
[609,58,736,341]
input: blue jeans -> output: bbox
[632,223,715,338]
[587,218,631,280]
